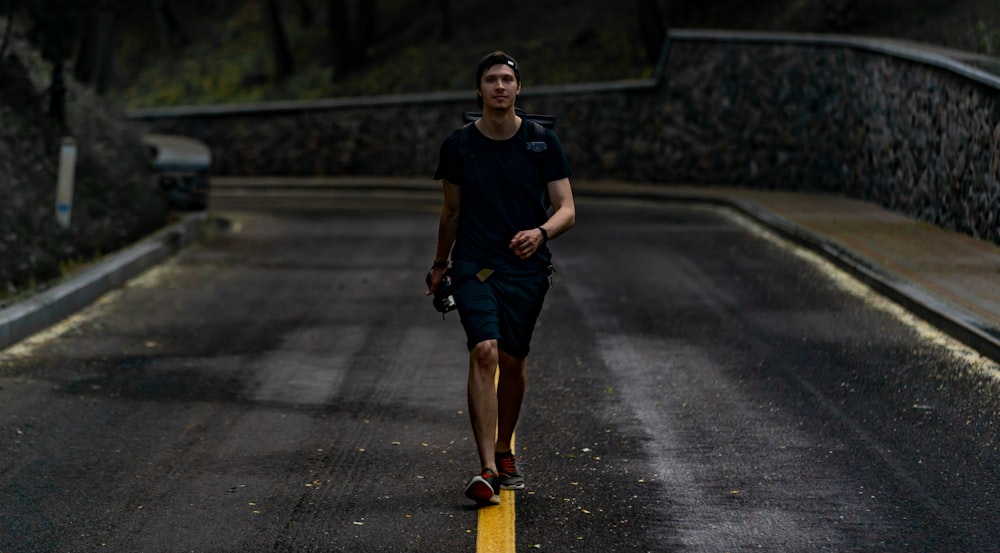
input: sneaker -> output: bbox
[495,451,525,490]
[464,468,501,505]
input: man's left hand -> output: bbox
[509,228,545,260]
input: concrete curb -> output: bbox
[727,199,1000,361]
[0,212,207,352]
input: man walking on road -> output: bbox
[426,51,576,506]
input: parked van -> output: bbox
[143,134,212,211]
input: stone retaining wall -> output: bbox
[141,38,1000,246]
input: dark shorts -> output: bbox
[449,261,551,359]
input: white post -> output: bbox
[55,137,77,228]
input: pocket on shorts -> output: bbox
[448,260,483,286]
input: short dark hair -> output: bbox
[475,51,520,108]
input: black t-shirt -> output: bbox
[433,120,571,274]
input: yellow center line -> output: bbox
[477,487,516,552]
[476,370,516,552]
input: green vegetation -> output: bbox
[109,0,1000,109]
[113,2,652,108]
[973,19,1000,56]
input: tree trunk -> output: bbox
[1,0,18,60]
[328,0,377,78]
[74,11,117,94]
[633,0,666,65]
[73,11,97,83]
[356,0,374,58]
[49,60,66,130]
[1,15,12,60]
[329,0,355,76]
[295,0,314,27]
[151,0,188,56]
[93,12,116,94]
[438,0,452,41]
[263,0,295,81]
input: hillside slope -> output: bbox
[0,38,167,304]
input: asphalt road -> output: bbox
[1,196,998,552]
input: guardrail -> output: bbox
[670,30,1000,90]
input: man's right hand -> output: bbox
[425,266,447,295]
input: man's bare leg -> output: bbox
[468,339,499,472]
[496,349,527,454]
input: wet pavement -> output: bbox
[1,179,998,552]
[573,181,1000,362]
[210,176,1000,363]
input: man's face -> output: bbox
[478,64,520,110]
